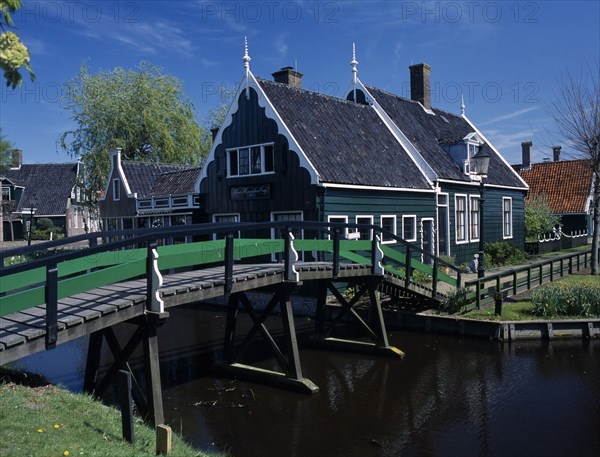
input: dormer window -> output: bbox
[439,132,484,177]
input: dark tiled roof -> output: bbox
[258,79,431,189]
[121,161,187,197]
[517,159,593,213]
[6,163,78,215]
[365,86,527,188]
[149,167,201,196]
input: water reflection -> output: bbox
[12,303,600,457]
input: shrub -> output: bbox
[531,282,600,317]
[484,241,529,267]
[442,287,471,314]
[35,218,54,231]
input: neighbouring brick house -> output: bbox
[515,142,594,236]
[1,149,93,241]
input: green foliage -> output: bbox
[442,287,471,313]
[60,62,207,195]
[525,194,561,240]
[484,241,529,267]
[0,127,12,174]
[35,218,54,231]
[531,281,600,317]
[411,269,432,284]
[31,226,64,241]
[0,1,35,89]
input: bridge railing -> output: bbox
[463,248,598,310]
[1,221,461,343]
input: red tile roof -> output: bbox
[517,159,593,214]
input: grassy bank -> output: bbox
[464,274,599,321]
[0,369,220,457]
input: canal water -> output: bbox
[14,303,600,457]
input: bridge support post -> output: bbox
[144,311,169,427]
[307,277,404,358]
[219,286,318,394]
[82,312,169,428]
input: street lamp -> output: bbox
[24,194,37,246]
[472,147,491,278]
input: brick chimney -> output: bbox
[11,149,22,169]
[409,63,431,110]
[272,67,303,88]
[552,146,561,162]
[521,141,532,169]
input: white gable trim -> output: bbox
[437,178,528,192]
[196,72,319,191]
[461,114,529,189]
[346,80,437,186]
[99,148,134,201]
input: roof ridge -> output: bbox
[121,160,188,167]
[257,77,372,109]
[365,84,463,118]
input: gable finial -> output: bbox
[351,42,359,101]
[243,36,251,71]
[243,37,251,99]
[460,93,465,116]
[351,43,358,81]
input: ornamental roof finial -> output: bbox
[461,93,465,116]
[351,42,358,82]
[243,37,251,99]
[243,36,251,71]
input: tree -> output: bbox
[524,194,561,241]
[546,61,600,275]
[0,127,13,243]
[60,62,206,195]
[0,0,34,88]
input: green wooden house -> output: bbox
[196,44,528,264]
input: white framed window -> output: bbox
[271,211,304,261]
[380,215,397,244]
[455,194,468,244]
[112,179,120,201]
[355,215,374,240]
[327,215,348,239]
[1,186,10,200]
[402,215,417,242]
[503,197,513,239]
[437,192,450,257]
[213,213,240,239]
[469,195,480,241]
[227,143,275,177]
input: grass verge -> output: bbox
[0,368,219,457]
[464,274,599,321]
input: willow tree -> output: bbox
[547,61,600,275]
[60,62,205,195]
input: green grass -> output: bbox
[464,274,599,321]
[0,372,222,457]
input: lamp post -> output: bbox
[25,194,37,246]
[472,147,491,278]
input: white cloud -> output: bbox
[478,107,538,127]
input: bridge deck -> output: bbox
[0,262,372,365]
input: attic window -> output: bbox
[113,179,120,201]
[227,143,275,177]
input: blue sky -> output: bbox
[2,0,599,165]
